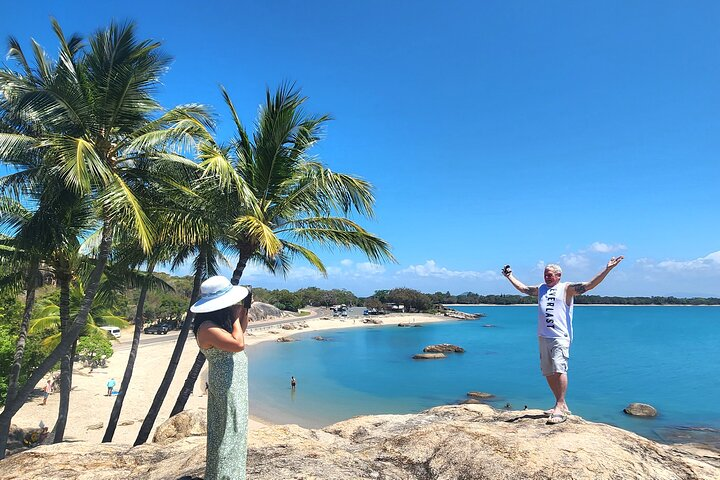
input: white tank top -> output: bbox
[537,282,573,340]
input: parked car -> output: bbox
[100,326,121,339]
[144,323,171,335]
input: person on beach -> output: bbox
[502,257,624,424]
[106,378,116,396]
[41,378,52,405]
[191,276,253,480]
[291,376,297,390]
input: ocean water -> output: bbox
[247,306,720,444]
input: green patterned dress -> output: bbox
[200,346,248,480]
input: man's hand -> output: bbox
[607,256,624,270]
[501,265,512,277]
[568,256,625,298]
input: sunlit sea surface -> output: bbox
[248,306,720,445]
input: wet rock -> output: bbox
[467,391,494,399]
[412,353,446,359]
[624,403,658,417]
[423,343,465,353]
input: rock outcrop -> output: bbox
[248,302,289,322]
[412,353,446,359]
[624,402,658,417]
[152,409,206,445]
[423,343,465,353]
[467,391,494,399]
[2,405,718,479]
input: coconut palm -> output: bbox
[0,188,94,444]
[30,279,129,350]
[133,180,226,445]
[0,199,42,408]
[0,20,212,458]
[101,229,183,443]
[133,84,394,444]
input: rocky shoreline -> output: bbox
[2,404,718,479]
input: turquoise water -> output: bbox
[248,306,720,444]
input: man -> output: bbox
[502,256,624,424]
[106,377,116,396]
[41,378,52,406]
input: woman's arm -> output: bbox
[197,322,245,352]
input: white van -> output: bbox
[100,326,121,339]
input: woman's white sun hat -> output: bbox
[190,276,249,313]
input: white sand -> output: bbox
[11,311,452,445]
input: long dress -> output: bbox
[200,346,248,480]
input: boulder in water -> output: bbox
[412,353,446,359]
[624,403,657,417]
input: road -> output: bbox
[114,308,329,351]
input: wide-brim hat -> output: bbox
[190,276,249,313]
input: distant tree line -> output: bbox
[121,281,720,318]
[423,292,720,306]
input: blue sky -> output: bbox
[2,2,719,297]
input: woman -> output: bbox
[191,276,252,480]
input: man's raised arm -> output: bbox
[568,256,624,297]
[501,265,539,296]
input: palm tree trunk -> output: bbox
[133,269,202,446]
[171,252,249,417]
[102,263,154,442]
[0,223,113,460]
[5,262,40,405]
[52,270,73,443]
[169,351,205,417]
[0,263,40,456]
[229,245,252,286]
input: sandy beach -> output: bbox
[11,310,451,446]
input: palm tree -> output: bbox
[133,84,395,444]
[0,189,93,444]
[133,184,226,445]
[0,20,212,458]
[0,199,43,409]
[101,236,178,443]
[30,278,129,350]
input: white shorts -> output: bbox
[538,336,570,376]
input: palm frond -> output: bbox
[232,215,282,257]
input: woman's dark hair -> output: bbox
[192,307,234,336]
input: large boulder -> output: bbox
[624,402,658,417]
[248,302,289,322]
[152,409,207,445]
[2,405,717,479]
